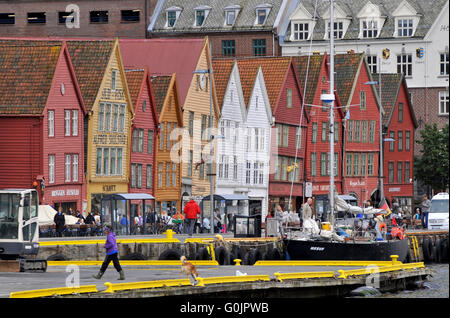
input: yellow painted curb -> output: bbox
[338,262,425,279]
[274,271,336,282]
[10,285,98,298]
[195,275,270,287]
[103,279,192,293]
[48,260,219,266]
[254,260,402,267]
[39,238,181,246]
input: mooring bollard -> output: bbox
[234,259,242,266]
[390,255,399,265]
[165,229,173,240]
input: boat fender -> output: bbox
[231,246,245,261]
[441,239,448,262]
[158,248,181,260]
[434,239,442,263]
[268,247,282,260]
[214,246,230,265]
[196,247,210,260]
[422,237,432,263]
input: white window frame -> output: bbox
[48,110,54,137]
[439,91,449,115]
[119,104,125,132]
[165,7,181,28]
[147,164,153,189]
[226,10,236,26]
[397,53,412,77]
[111,69,117,91]
[396,18,414,37]
[65,154,71,182]
[255,5,271,26]
[440,53,449,76]
[73,154,79,182]
[112,104,119,132]
[64,110,71,136]
[361,19,379,38]
[326,21,344,39]
[98,103,105,131]
[105,103,112,132]
[292,22,309,40]
[49,154,55,184]
[366,55,378,73]
[72,110,78,136]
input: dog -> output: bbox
[180,256,199,284]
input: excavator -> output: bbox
[0,189,47,272]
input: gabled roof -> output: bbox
[125,68,146,108]
[334,53,363,107]
[234,57,291,110]
[151,75,173,115]
[212,58,235,111]
[0,40,62,115]
[66,40,115,110]
[119,38,206,106]
[150,0,285,33]
[292,54,324,111]
[374,73,418,128]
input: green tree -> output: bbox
[414,123,449,192]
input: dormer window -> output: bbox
[362,19,378,38]
[165,6,182,28]
[327,21,344,39]
[392,1,420,38]
[254,4,272,26]
[322,3,351,40]
[357,3,385,39]
[292,22,309,40]
[224,5,241,27]
[397,18,413,37]
[289,4,316,42]
[194,6,211,27]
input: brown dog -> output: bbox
[180,256,199,284]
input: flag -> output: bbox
[378,197,392,217]
[345,110,350,120]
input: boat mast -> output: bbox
[328,0,335,225]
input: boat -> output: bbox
[282,0,409,262]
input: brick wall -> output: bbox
[409,87,449,157]
[0,0,157,38]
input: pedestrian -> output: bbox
[275,204,284,235]
[421,194,431,229]
[53,207,65,237]
[75,210,85,223]
[213,208,222,233]
[302,198,313,221]
[183,199,201,236]
[85,211,95,225]
[92,225,125,280]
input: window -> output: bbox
[117,148,123,175]
[121,10,140,22]
[132,129,138,152]
[146,164,152,189]
[353,154,360,176]
[281,157,288,181]
[312,123,317,143]
[311,153,317,177]
[218,155,224,179]
[369,120,375,143]
[111,70,117,91]
[137,164,143,188]
[286,88,292,108]
[334,121,339,143]
[105,104,111,132]
[65,154,71,182]
[73,154,79,182]
[96,147,122,176]
[103,148,109,176]
[172,163,177,187]
[404,161,410,184]
[397,18,413,37]
[159,123,164,150]
[368,154,374,175]
[147,130,154,154]
[347,120,353,142]
[131,164,137,188]
[253,162,258,184]
[166,123,172,150]
[199,156,204,179]
[98,103,105,131]
[440,53,449,76]
[256,9,267,25]
[201,115,207,140]
[27,12,46,24]
[321,89,327,111]
[321,122,327,142]
[138,129,144,152]
[110,148,116,175]
[320,153,327,176]
[49,155,55,183]
[246,161,251,184]
[58,12,70,24]
[48,110,54,137]
[0,13,15,24]
[361,121,368,143]
[397,162,403,184]
[360,153,366,176]
[398,102,403,122]
[158,163,163,187]
[354,120,361,142]
[296,127,302,149]
[119,104,125,132]
[166,163,171,187]
[72,110,78,136]
[252,39,266,56]
[405,131,410,151]
[226,10,236,26]
[398,131,403,151]
[274,156,280,180]
[90,11,108,23]
[388,162,394,183]
[327,21,344,39]
[189,111,194,137]
[282,125,289,147]
[167,11,177,27]
[397,53,412,76]
[439,91,449,115]
[233,156,238,180]
[360,91,366,110]
[65,110,71,136]
[188,151,193,177]
[292,23,309,40]
[258,162,264,184]
[362,19,378,38]
[96,148,102,175]
[195,10,205,26]
[346,153,352,176]
[367,55,378,73]
[222,40,235,57]
[389,131,395,151]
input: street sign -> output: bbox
[305,182,312,197]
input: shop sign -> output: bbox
[349,181,365,187]
[103,185,116,192]
[388,187,400,192]
[51,189,79,197]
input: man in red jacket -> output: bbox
[183,199,201,237]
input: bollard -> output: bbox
[165,229,173,240]
[390,255,399,265]
[234,259,242,266]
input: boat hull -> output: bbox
[283,239,409,262]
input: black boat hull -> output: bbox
[283,239,409,262]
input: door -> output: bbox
[22,191,39,242]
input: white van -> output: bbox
[427,193,449,230]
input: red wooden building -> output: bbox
[125,67,159,215]
[293,53,345,217]
[0,40,86,212]
[335,53,381,205]
[376,73,418,211]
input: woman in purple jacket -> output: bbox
[92,225,125,280]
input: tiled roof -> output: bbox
[334,53,363,106]
[150,75,173,115]
[66,40,115,110]
[235,57,291,110]
[125,68,146,109]
[0,40,62,115]
[292,54,324,111]
[212,59,235,111]
[151,0,284,33]
[284,0,447,42]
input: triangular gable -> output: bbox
[202,37,221,121]
[247,66,273,125]
[113,38,135,118]
[158,73,184,127]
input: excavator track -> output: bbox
[0,259,47,272]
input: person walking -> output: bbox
[302,198,313,221]
[53,207,65,237]
[421,194,431,229]
[183,199,201,236]
[92,225,125,280]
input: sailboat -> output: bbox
[283,0,409,262]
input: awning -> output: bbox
[102,193,155,201]
[202,194,248,201]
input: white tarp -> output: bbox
[38,205,78,226]
[329,188,389,215]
